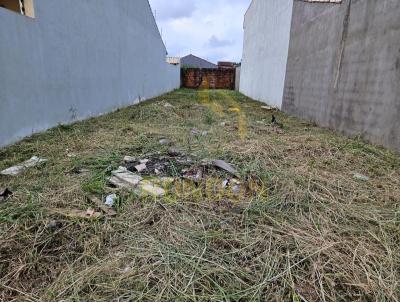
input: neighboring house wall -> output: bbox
[0,0,180,148]
[283,0,400,151]
[235,66,241,91]
[181,68,235,90]
[240,0,293,108]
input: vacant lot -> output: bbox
[0,89,399,301]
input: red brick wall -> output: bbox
[181,68,236,90]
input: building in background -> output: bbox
[181,54,218,69]
[240,0,293,109]
[0,0,180,147]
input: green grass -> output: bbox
[0,89,399,302]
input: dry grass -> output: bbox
[0,89,399,301]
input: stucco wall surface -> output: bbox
[0,0,180,147]
[240,0,293,108]
[283,0,400,151]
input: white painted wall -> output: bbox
[240,0,293,109]
[0,0,180,148]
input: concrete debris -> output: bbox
[49,208,103,219]
[87,195,117,216]
[212,160,238,176]
[123,156,137,163]
[1,156,47,176]
[67,153,77,158]
[353,173,369,181]
[140,159,149,164]
[261,105,273,111]
[220,122,227,127]
[135,163,147,172]
[108,167,143,189]
[164,102,174,108]
[0,188,12,202]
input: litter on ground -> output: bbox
[1,156,47,176]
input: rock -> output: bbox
[164,102,174,108]
[1,156,47,176]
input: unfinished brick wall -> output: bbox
[181,68,235,90]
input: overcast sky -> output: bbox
[148,0,251,64]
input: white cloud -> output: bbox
[148,0,251,63]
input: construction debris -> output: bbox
[123,156,137,163]
[135,163,147,172]
[212,160,238,176]
[87,195,117,217]
[164,102,174,108]
[261,105,273,111]
[1,156,47,176]
[108,167,143,189]
[0,188,12,202]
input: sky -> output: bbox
[148,0,252,64]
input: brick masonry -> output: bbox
[181,68,236,90]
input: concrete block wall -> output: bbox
[240,0,293,108]
[283,0,400,151]
[0,0,180,148]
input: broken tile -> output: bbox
[1,156,47,176]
